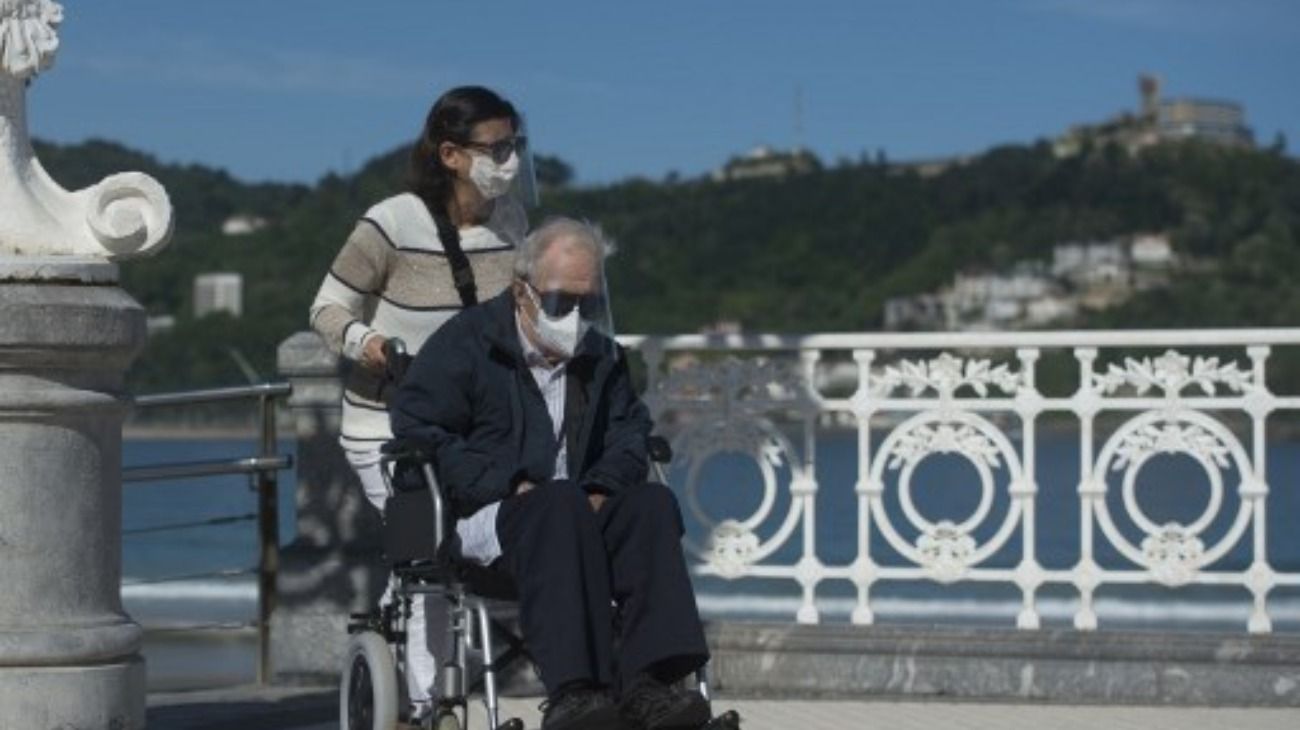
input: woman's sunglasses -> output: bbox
[526,281,605,319]
[462,135,528,164]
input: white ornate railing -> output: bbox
[620,329,1300,633]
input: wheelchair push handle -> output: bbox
[383,337,414,386]
[647,435,673,464]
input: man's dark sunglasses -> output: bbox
[527,281,605,319]
[462,135,528,164]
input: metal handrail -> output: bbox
[123,456,291,483]
[124,513,257,536]
[123,379,293,685]
[132,381,293,408]
[122,567,258,587]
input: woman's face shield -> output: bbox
[510,140,539,208]
[460,126,539,209]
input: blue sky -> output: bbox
[25,0,1300,186]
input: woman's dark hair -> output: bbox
[410,86,520,251]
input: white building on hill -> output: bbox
[222,214,269,236]
[194,273,243,319]
[883,232,1177,332]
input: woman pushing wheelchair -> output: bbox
[312,85,532,722]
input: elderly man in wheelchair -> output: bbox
[343,217,734,730]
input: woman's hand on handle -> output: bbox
[360,334,388,372]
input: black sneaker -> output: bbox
[619,680,711,730]
[540,686,624,730]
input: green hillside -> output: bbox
[32,137,1300,391]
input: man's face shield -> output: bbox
[515,238,616,362]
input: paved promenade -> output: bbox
[148,685,1300,730]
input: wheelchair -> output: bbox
[339,433,738,730]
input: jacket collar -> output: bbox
[482,289,527,366]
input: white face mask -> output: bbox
[525,286,592,360]
[468,151,519,200]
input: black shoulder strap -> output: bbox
[444,236,478,307]
[432,210,478,307]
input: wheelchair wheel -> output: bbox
[340,631,399,730]
[432,709,461,730]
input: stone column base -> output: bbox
[0,657,145,729]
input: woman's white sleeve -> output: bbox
[309,222,389,360]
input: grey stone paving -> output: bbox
[148,685,1300,730]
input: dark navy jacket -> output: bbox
[390,290,651,519]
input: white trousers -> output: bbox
[345,447,502,708]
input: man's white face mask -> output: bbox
[469,151,520,200]
[525,284,592,360]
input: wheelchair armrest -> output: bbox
[647,435,673,464]
[379,439,453,564]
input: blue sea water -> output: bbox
[122,429,1300,687]
[122,437,297,627]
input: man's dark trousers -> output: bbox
[496,479,709,695]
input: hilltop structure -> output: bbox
[1053,74,1255,158]
[713,145,821,181]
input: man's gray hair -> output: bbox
[513,216,615,281]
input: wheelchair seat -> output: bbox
[380,466,518,602]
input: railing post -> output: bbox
[271,332,386,683]
[255,391,280,685]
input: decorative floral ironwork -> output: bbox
[1141,525,1205,587]
[1093,350,1252,397]
[1112,422,1231,470]
[650,356,812,406]
[872,353,1021,398]
[886,422,1002,470]
[671,417,786,468]
[916,521,976,583]
[617,332,1292,633]
[707,520,761,579]
[1091,409,1254,594]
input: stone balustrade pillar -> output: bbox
[0,262,148,728]
[271,331,386,681]
[0,4,174,726]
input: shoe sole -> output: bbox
[643,701,713,730]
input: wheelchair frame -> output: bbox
[340,440,716,730]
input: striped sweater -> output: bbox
[310,192,525,449]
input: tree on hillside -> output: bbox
[35,136,1298,391]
